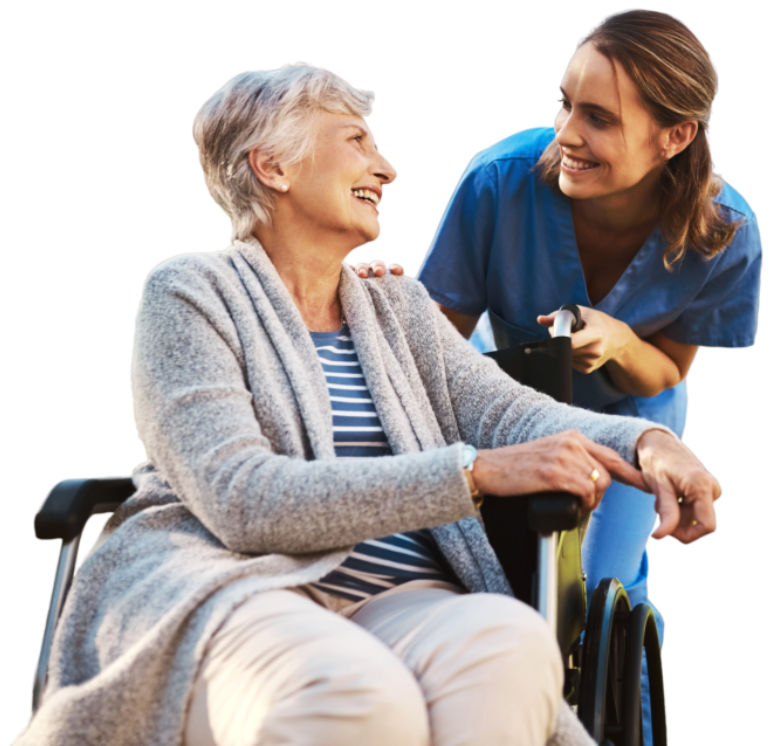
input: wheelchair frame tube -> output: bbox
[552,308,576,339]
[536,532,558,635]
[33,534,81,712]
[535,307,574,636]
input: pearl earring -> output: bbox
[281,185,289,192]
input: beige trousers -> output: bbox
[184,581,570,746]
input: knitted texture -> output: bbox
[18,238,656,745]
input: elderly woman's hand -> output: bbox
[636,429,721,543]
[472,430,648,513]
[351,261,405,278]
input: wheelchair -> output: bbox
[31,305,666,745]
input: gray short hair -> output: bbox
[193,64,374,241]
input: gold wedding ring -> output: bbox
[589,468,600,483]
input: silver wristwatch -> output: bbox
[462,443,478,471]
[461,444,483,508]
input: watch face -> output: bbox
[462,444,477,470]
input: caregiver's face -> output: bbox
[554,43,665,202]
[287,111,396,246]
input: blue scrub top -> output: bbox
[418,128,762,435]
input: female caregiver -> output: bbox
[415,9,761,637]
[357,10,763,641]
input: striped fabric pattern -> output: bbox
[309,323,453,602]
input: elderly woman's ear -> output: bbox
[248,149,290,193]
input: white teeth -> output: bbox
[562,155,598,171]
[353,188,380,205]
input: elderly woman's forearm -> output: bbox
[148,436,476,555]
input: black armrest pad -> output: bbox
[527,493,581,534]
[35,478,135,543]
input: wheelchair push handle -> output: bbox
[552,304,585,338]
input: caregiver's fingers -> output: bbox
[582,439,649,493]
[672,500,717,543]
[680,440,724,504]
[651,482,681,540]
[671,476,720,544]
[569,327,601,350]
[369,261,387,277]
[351,261,404,278]
[650,476,718,543]
[356,262,386,277]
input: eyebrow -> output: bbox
[339,123,379,150]
[560,87,619,119]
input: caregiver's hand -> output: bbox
[351,261,405,278]
[636,429,721,543]
[537,305,631,374]
[473,430,648,512]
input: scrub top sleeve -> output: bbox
[417,157,498,316]
[661,217,762,347]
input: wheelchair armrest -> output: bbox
[527,493,581,535]
[34,478,135,543]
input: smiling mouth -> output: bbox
[352,188,381,207]
[561,154,600,172]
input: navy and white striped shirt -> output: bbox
[309,324,454,602]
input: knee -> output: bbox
[274,645,430,746]
[445,594,563,692]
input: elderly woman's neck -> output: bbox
[256,231,348,333]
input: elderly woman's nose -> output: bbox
[373,154,397,184]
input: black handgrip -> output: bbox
[559,304,585,332]
[34,478,135,543]
[527,493,581,534]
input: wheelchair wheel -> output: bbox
[622,603,667,746]
[578,579,667,746]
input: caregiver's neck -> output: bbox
[571,167,662,235]
[254,221,355,333]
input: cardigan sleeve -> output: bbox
[132,259,478,556]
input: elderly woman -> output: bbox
[19,66,719,746]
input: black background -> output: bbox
[13,11,763,743]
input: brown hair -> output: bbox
[536,10,741,269]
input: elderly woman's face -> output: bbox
[284,111,396,247]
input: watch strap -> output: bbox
[463,469,484,509]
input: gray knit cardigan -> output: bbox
[18,239,654,746]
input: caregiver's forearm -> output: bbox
[606,327,683,396]
[437,303,480,340]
